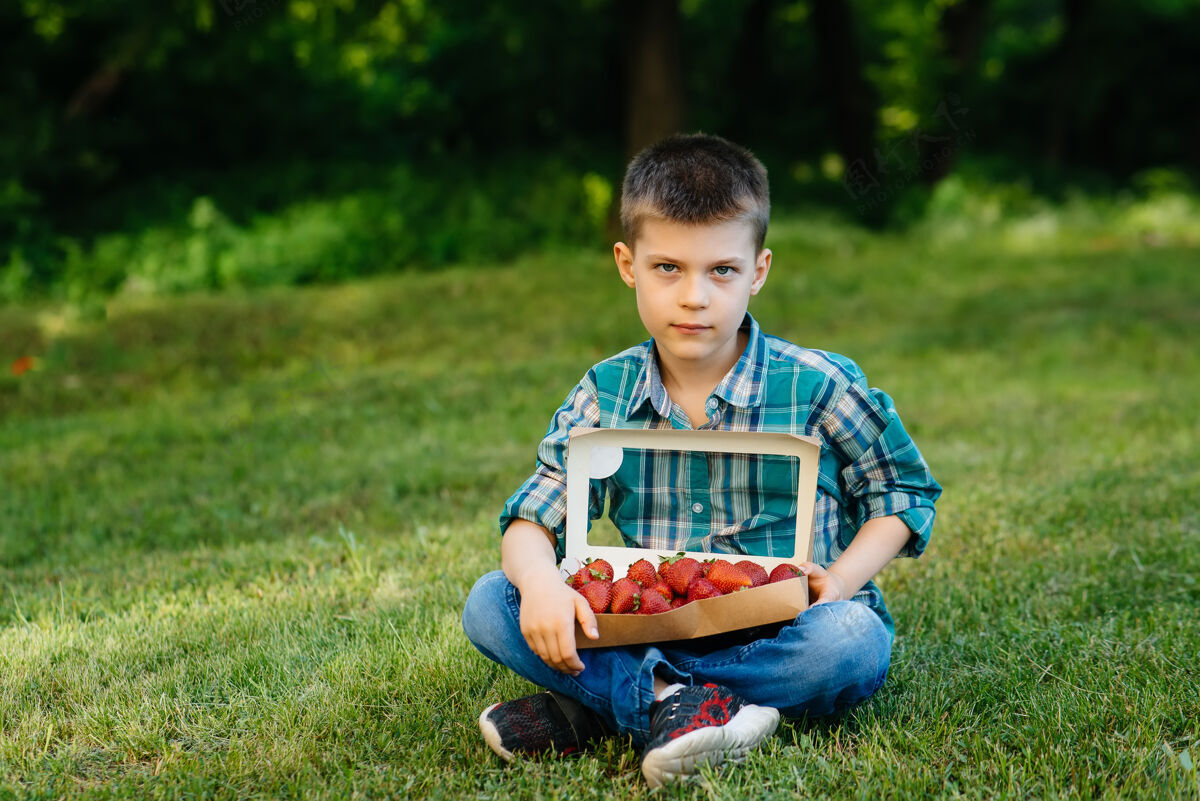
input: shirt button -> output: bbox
[705,398,718,410]
[691,502,704,514]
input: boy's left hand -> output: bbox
[798,562,847,606]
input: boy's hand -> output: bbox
[517,577,600,676]
[797,515,913,607]
[798,562,848,606]
[500,519,600,676]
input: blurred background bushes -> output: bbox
[2,0,1198,305]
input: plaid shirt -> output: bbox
[499,313,942,635]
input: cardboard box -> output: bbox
[562,427,821,648]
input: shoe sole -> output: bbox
[479,703,515,762]
[641,703,780,788]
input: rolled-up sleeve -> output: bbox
[498,371,605,557]
[819,373,942,558]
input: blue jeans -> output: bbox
[461,570,892,748]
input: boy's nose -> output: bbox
[679,277,709,308]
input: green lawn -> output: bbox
[1,215,1198,799]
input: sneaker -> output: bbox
[478,690,614,761]
[640,683,780,788]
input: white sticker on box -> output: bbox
[589,445,623,479]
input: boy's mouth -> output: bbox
[671,324,710,335]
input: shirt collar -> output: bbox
[624,312,768,421]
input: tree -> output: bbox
[621,0,685,157]
[811,0,877,180]
[919,0,991,183]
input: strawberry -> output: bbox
[659,553,703,596]
[565,559,613,589]
[610,577,641,614]
[649,579,673,603]
[585,558,614,582]
[706,559,752,594]
[687,577,722,601]
[735,560,769,588]
[579,579,613,613]
[566,565,593,589]
[627,558,658,587]
[636,590,671,615]
[670,596,689,609]
[769,563,802,583]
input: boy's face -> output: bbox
[614,217,771,380]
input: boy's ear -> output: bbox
[749,248,772,296]
[614,242,637,288]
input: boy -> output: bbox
[461,134,941,787]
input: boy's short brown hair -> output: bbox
[619,133,770,252]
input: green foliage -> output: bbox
[905,167,1200,253]
[1,156,614,304]
[4,0,1200,306]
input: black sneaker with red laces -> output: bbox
[478,690,614,761]
[640,683,780,787]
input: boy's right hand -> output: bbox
[516,577,599,676]
[500,519,599,676]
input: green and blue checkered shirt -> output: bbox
[499,313,942,635]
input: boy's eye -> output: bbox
[655,263,679,273]
[713,265,734,276]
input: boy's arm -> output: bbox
[501,519,599,675]
[492,370,607,674]
[800,514,911,604]
[499,371,605,557]
[811,370,943,602]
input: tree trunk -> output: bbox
[622,0,685,158]
[1190,110,1200,169]
[1043,0,1093,165]
[941,0,990,69]
[917,0,990,183]
[811,0,876,178]
[726,0,774,143]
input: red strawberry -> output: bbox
[610,577,641,614]
[585,558,614,582]
[687,577,722,601]
[636,590,671,615]
[769,563,802,583]
[627,558,658,587]
[579,579,613,613]
[706,560,752,594]
[659,553,703,596]
[670,596,689,609]
[649,579,673,602]
[735,560,769,588]
[566,566,593,589]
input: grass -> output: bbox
[1,212,1198,799]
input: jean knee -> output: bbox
[461,569,513,647]
[840,600,885,636]
[834,601,892,696]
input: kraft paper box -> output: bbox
[562,427,820,648]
